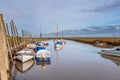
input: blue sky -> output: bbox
[0,0,120,35]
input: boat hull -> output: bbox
[15,55,34,63]
[36,57,50,62]
[15,49,35,62]
[54,45,62,50]
[99,51,120,57]
[36,50,51,61]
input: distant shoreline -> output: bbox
[63,37,120,48]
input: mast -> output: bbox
[62,31,64,38]
[40,26,42,38]
[56,24,58,39]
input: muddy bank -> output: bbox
[64,37,120,48]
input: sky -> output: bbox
[0,0,120,35]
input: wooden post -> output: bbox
[6,23,12,50]
[0,14,9,80]
[14,25,20,49]
[13,25,19,50]
[5,23,13,63]
[22,30,25,47]
[10,21,17,51]
[11,20,18,51]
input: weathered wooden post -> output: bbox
[22,30,25,47]
[12,20,18,50]
[0,14,9,80]
[10,20,17,51]
[12,24,19,51]
[5,23,13,63]
[14,25,20,49]
[6,23,13,50]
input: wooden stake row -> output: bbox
[0,14,34,80]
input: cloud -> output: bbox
[80,0,120,12]
[0,0,120,34]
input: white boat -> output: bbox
[15,59,35,73]
[36,46,51,62]
[26,43,36,49]
[14,48,35,62]
[54,40,63,50]
[38,41,45,46]
[37,41,49,46]
[99,47,120,57]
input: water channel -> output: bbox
[11,40,120,80]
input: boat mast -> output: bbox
[40,26,42,38]
[56,24,58,39]
[62,31,64,38]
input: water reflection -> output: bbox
[15,59,35,73]
[101,54,120,66]
[11,40,120,80]
[36,60,51,69]
[11,59,35,80]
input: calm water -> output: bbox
[11,40,120,80]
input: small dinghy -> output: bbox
[98,47,120,57]
[14,48,35,62]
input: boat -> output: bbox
[54,24,63,50]
[14,48,35,62]
[26,43,36,49]
[36,41,49,47]
[35,46,51,62]
[15,59,35,73]
[54,40,63,50]
[37,41,45,46]
[98,47,120,57]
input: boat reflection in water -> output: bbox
[15,59,35,73]
[101,54,120,66]
[36,59,51,69]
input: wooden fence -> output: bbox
[0,14,33,80]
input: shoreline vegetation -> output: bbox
[7,36,120,48]
[64,37,120,48]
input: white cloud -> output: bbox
[0,0,120,34]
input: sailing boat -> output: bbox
[38,26,49,46]
[54,24,63,50]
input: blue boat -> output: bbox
[54,40,63,50]
[35,46,51,62]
